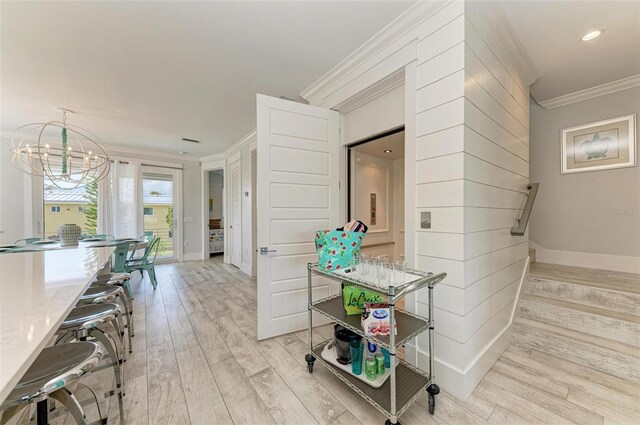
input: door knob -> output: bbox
[259,247,277,255]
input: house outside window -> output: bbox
[50,206,61,213]
[144,207,154,216]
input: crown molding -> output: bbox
[200,129,256,163]
[539,74,640,109]
[299,0,451,105]
[465,1,538,88]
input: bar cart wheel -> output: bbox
[427,383,440,415]
[384,420,401,425]
[305,354,316,373]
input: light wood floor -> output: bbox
[9,257,640,425]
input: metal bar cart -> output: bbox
[305,263,446,425]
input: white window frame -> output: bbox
[50,205,61,213]
[143,207,154,216]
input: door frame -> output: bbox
[228,153,242,268]
[201,159,227,262]
[141,165,184,263]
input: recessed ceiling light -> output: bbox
[582,30,602,41]
[384,149,392,153]
[178,151,186,155]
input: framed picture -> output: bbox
[561,114,636,174]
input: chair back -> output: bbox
[15,238,43,246]
[144,237,162,264]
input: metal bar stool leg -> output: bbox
[49,389,88,425]
[91,329,125,398]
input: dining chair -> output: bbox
[0,342,105,425]
[14,237,42,246]
[125,237,161,289]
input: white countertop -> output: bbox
[0,246,115,405]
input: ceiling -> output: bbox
[354,131,404,160]
[498,0,640,103]
[0,1,413,157]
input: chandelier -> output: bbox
[10,110,110,189]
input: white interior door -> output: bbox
[256,94,340,340]
[229,159,242,267]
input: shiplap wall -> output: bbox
[411,3,530,398]
[301,0,533,399]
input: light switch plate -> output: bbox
[420,211,431,229]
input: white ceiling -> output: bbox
[498,0,640,102]
[1,1,413,157]
[354,131,404,160]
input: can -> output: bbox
[375,353,385,375]
[365,357,376,380]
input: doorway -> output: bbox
[207,169,225,257]
[347,128,405,262]
[142,167,182,261]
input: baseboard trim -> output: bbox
[183,252,203,262]
[529,241,640,274]
[240,262,252,276]
[411,324,513,400]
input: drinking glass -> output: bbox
[350,338,363,375]
[392,260,407,286]
[376,256,390,286]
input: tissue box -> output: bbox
[361,303,397,336]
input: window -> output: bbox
[143,207,154,216]
[50,206,61,213]
[78,206,86,213]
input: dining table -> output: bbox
[0,245,116,405]
[0,238,149,272]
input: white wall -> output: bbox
[342,84,404,144]
[201,131,257,276]
[0,137,38,243]
[301,1,534,399]
[530,87,640,273]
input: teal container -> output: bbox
[382,348,391,368]
[350,339,363,375]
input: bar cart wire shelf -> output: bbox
[305,262,446,425]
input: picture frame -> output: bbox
[561,114,636,174]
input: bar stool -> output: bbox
[93,272,135,335]
[0,342,104,425]
[79,285,133,355]
[55,304,126,420]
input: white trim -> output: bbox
[200,129,257,163]
[540,74,640,109]
[240,262,252,276]
[530,241,640,274]
[335,69,405,114]
[201,160,226,261]
[412,323,513,400]
[300,1,451,105]
[102,143,198,163]
[183,252,202,262]
[510,256,530,323]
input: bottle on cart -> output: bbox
[365,340,377,380]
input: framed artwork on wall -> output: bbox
[561,114,636,174]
